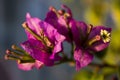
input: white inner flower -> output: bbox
[100,29,111,43]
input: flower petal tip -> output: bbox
[26,13,31,18]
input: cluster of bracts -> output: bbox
[5,5,111,71]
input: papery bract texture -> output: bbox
[74,47,93,71]
[21,13,65,66]
[70,20,112,70]
[18,60,44,71]
[45,5,73,42]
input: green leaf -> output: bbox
[91,74,104,80]
[73,68,104,80]
[73,69,92,80]
[101,67,116,75]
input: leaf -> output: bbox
[73,68,104,80]
[101,67,116,75]
[73,69,92,80]
[91,74,104,80]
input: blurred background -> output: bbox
[0,0,120,80]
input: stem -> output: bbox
[55,54,118,69]
[71,42,74,59]
[55,56,74,65]
[12,45,26,54]
[89,63,117,68]
[22,23,42,41]
[22,22,52,49]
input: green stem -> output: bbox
[89,63,117,68]
[55,54,118,69]
[22,23,42,41]
[22,23,52,49]
[12,45,26,54]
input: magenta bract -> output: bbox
[21,13,65,66]
[70,20,111,70]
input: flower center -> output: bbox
[100,29,111,43]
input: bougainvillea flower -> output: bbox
[70,21,112,70]
[45,5,73,42]
[5,47,44,71]
[21,13,65,66]
[18,60,44,71]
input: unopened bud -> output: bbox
[87,24,93,34]
[12,45,17,50]
[49,6,55,11]
[58,9,65,15]
[6,49,11,54]
[22,22,28,28]
[4,55,9,60]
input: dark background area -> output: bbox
[0,0,75,80]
